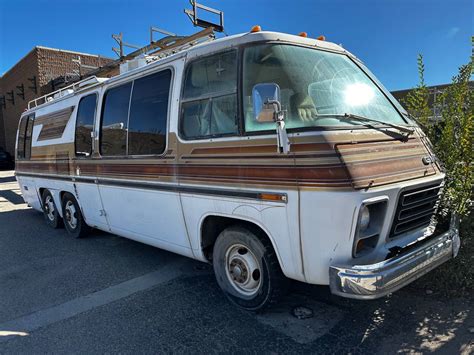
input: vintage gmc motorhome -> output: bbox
[15,29,460,310]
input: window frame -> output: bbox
[17,114,34,160]
[99,81,133,157]
[74,92,98,158]
[178,49,241,141]
[98,67,174,159]
[24,115,34,160]
[127,69,173,157]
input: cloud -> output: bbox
[446,27,460,38]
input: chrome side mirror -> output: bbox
[251,83,290,154]
[252,83,281,122]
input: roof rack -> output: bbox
[27,76,106,110]
[87,26,215,78]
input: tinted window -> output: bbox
[128,70,171,155]
[75,94,97,157]
[100,83,132,156]
[17,116,29,159]
[24,116,34,159]
[181,51,238,139]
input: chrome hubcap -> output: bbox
[225,244,262,296]
[44,196,55,221]
[64,201,78,229]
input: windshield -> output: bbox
[243,44,407,132]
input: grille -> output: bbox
[390,182,442,237]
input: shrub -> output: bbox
[403,55,473,218]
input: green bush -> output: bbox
[403,55,473,218]
[403,55,473,297]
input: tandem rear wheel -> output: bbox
[61,192,90,238]
[212,226,288,312]
[41,189,62,229]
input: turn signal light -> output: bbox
[298,32,308,37]
[317,35,326,41]
[258,193,287,203]
[250,25,261,33]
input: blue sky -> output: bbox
[0,0,472,90]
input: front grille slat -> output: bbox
[390,182,442,238]
[402,186,440,206]
[398,198,438,219]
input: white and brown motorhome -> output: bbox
[15,27,460,310]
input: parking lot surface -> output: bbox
[0,170,472,354]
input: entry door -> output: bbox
[73,93,109,230]
[96,69,192,254]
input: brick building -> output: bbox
[0,46,112,155]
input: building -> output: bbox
[391,82,474,121]
[0,47,112,155]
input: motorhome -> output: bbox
[15,23,460,310]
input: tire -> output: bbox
[61,192,89,238]
[213,226,288,312]
[41,189,62,228]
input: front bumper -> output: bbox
[329,215,460,300]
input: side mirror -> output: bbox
[252,83,281,122]
[251,83,290,154]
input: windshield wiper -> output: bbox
[315,113,414,140]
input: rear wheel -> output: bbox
[213,226,288,312]
[61,192,89,238]
[41,189,62,228]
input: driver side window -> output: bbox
[180,51,238,139]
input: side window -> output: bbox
[128,70,172,155]
[100,82,132,156]
[75,94,97,157]
[17,116,28,159]
[180,50,238,139]
[24,116,34,159]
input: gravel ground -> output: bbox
[0,170,472,354]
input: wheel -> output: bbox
[213,226,288,312]
[41,189,62,228]
[61,192,89,238]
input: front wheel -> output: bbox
[61,192,89,238]
[213,226,288,311]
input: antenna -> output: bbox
[185,0,224,32]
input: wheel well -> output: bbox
[200,215,274,262]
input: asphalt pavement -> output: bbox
[0,170,472,354]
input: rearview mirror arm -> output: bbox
[266,99,290,154]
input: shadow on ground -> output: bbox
[0,190,24,205]
[0,175,16,183]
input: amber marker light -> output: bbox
[250,25,262,33]
[258,193,288,203]
[317,35,326,41]
[298,32,308,37]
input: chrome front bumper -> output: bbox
[329,215,460,300]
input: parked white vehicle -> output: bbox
[15,27,460,311]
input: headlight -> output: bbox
[353,198,388,258]
[359,205,370,231]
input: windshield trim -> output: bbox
[240,41,410,136]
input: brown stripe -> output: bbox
[36,106,74,141]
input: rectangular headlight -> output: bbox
[353,197,388,258]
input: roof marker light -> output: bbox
[317,35,326,41]
[250,25,261,33]
[298,32,308,37]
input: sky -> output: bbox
[0,0,472,90]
